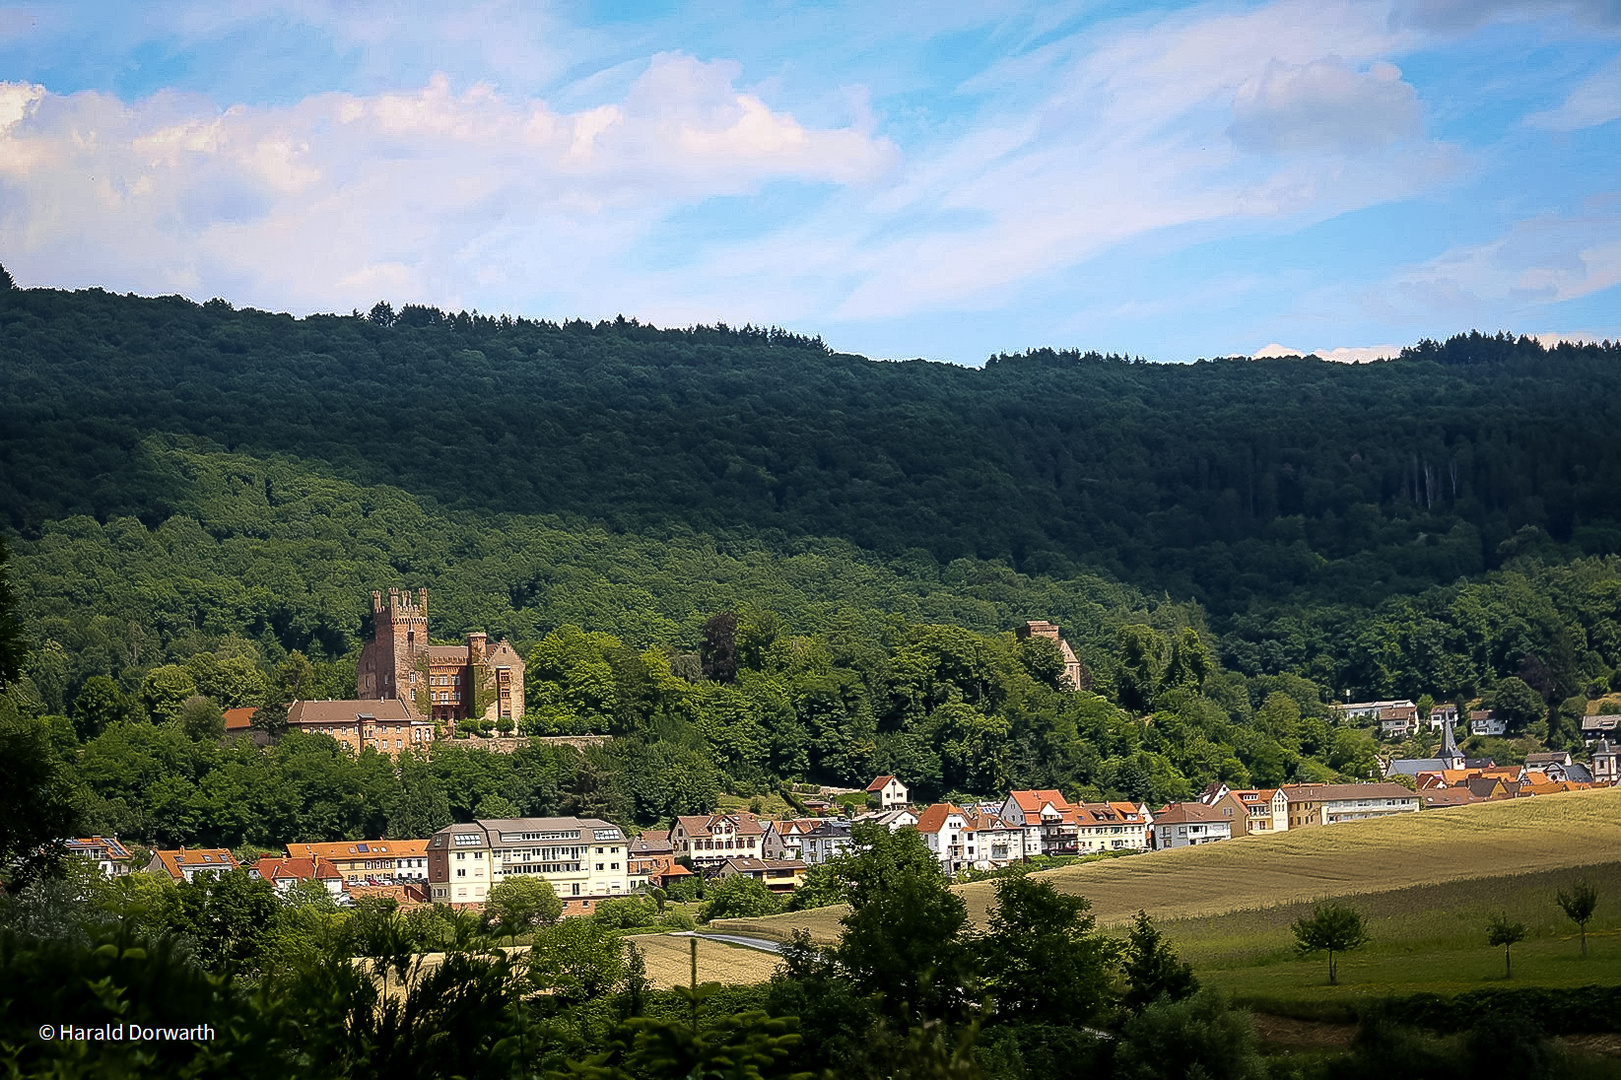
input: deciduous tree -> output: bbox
[1292,902,1369,986]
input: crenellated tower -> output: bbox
[358,587,429,705]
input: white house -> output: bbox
[1470,709,1506,736]
[799,820,854,866]
[1073,802,1152,853]
[64,836,134,879]
[1426,703,1460,730]
[1000,789,1079,857]
[1340,699,1416,722]
[913,804,971,874]
[960,809,1029,869]
[145,848,240,883]
[865,775,910,810]
[1150,803,1232,850]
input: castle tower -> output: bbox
[358,587,429,706]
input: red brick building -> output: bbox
[357,588,525,724]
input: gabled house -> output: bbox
[1277,782,1420,827]
[145,848,240,883]
[1469,709,1506,736]
[717,857,806,894]
[959,808,1028,868]
[799,819,854,866]
[1150,803,1232,849]
[252,856,345,898]
[628,830,675,891]
[1426,703,1460,730]
[285,839,431,884]
[1338,699,1417,722]
[64,836,135,879]
[851,808,920,833]
[1525,752,1591,783]
[1072,802,1152,852]
[1200,785,1287,836]
[1581,715,1620,744]
[669,813,767,869]
[1000,789,1078,857]
[913,803,971,874]
[865,775,909,810]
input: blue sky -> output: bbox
[1,1,1618,364]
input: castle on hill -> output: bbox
[357,588,525,725]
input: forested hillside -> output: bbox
[5,277,1621,614]
[9,279,1621,848]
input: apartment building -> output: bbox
[426,816,629,906]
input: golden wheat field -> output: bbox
[624,934,785,988]
[715,786,1621,944]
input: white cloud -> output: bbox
[1528,53,1621,130]
[1383,203,1621,315]
[1252,342,1402,361]
[0,59,895,311]
[1229,58,1422,155]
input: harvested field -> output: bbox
[625,934,784,989]
[716,787,1621,944]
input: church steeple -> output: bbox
[1438,711,1463,769]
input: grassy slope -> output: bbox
[717,788,1621,944]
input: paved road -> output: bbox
[669,930,783,954]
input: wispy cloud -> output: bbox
[1527,52,1621,130]
[0,58,895,311]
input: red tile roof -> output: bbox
[912,803,965,833]
[222,707,257,731]
[866,775,897,792]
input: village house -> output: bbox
[1072,802,1152,853]
[1278,782,1420,827]
[716,857,807,894]
[64,836,135,879]
[1338,699,1416,723]
[1582,715,1621,743]
[1426,703,1460,730]
[913,804,972,874]
[850,808,920,834]
[284,839,430,885]
[1380,705,1420,738]
[669,813,767,869]
[1200,784,1289,835]
[960,808,1030,869]
[1524,751,1593,784]
[799,819,855,866]
[1150,803,1232,849]
[145,848,240,883]
[1000,789,1079,857]
[426,816,628,912]
[1015,620,1087,689]
[627,830,676,891]
[251,856,345,899]
[1469,709,1506,736]
[865,775,910,810]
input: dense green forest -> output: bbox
[5,278,1621,616]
